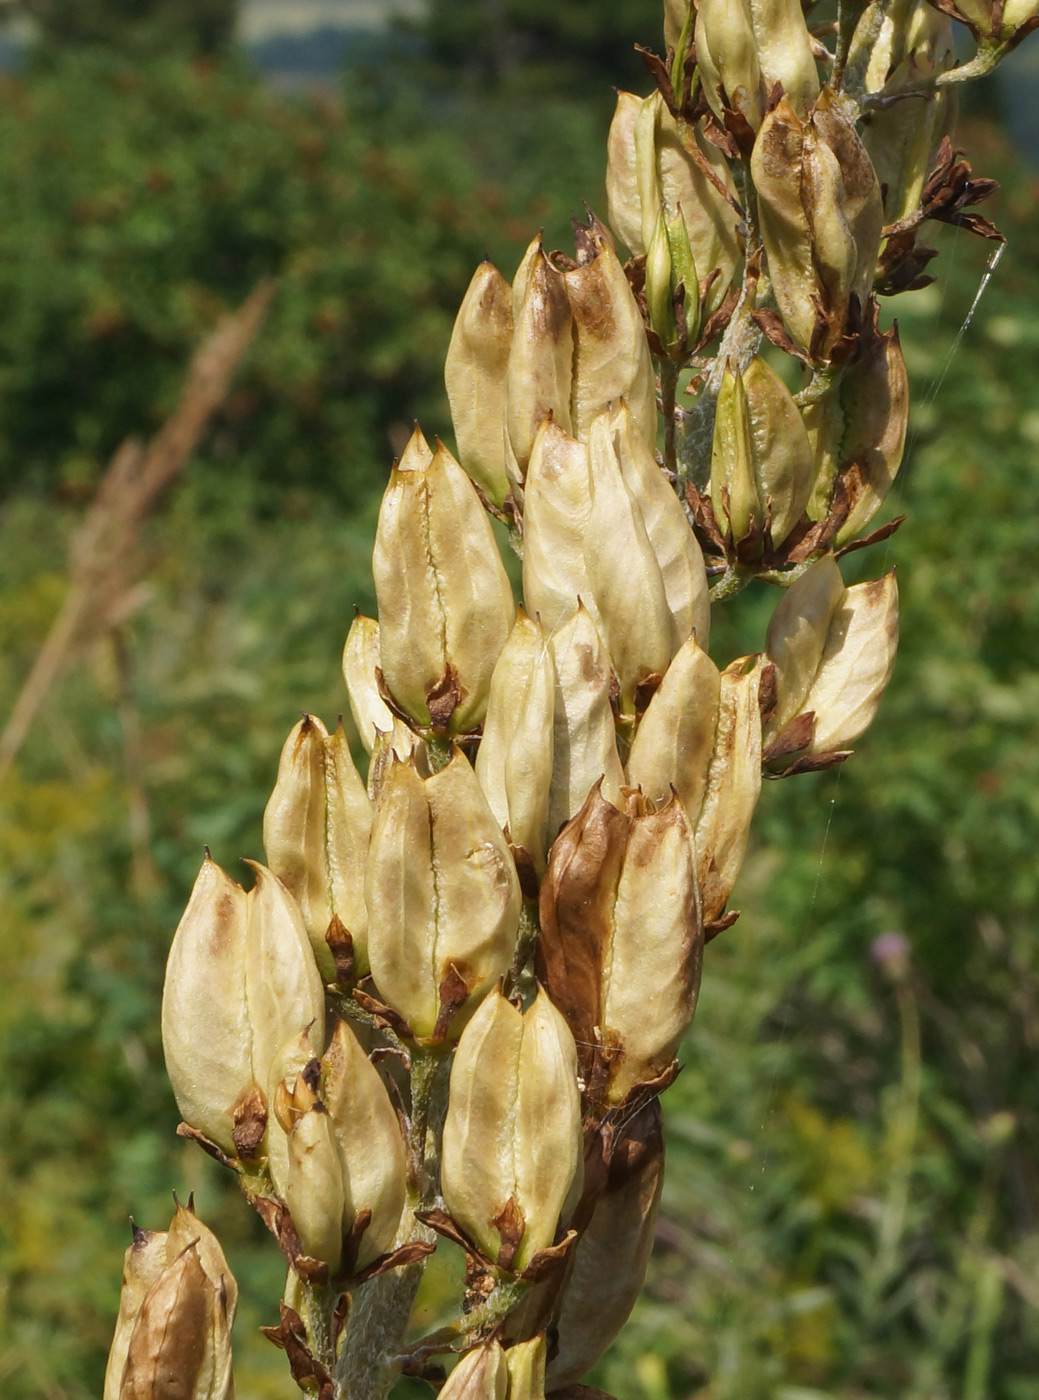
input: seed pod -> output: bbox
[585,412,675,711]
[547,604,625,839]
[365,750,521,1041]
[764,554,846,737]
[119,1244,210,1400]
[538,787,702,1101]
[695,0,764,130]
[564,216,656,446]
[341,612,418,784]
[626,632,721,820]
[1001,0,1039,38]
[752,92,883,359]
[747,0,820,115]
[710,357,814,551]
[547,1104,664,1387]
[506,1338,547,1399]
[446,261,514,507]
[606,93,740,313]
[373,439,514,733]
[803,327,909,532]
[609,401,711,649]
[263,714,372,979]
[440,1342,509,1400]
[477,610,556,879]
[800,572,899,754]
[694,656,764,924]
[521,419,596,639]
[105,1227,170,1400]
[506,239,574,484]
[162,856,325,1155]
[441,987,582,1272]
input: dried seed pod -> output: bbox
[752,92,883,359]
[747,0,820,115]
[764,554,847,737]
[476,610,556,878]
[694,656,764,924]
[341,613,418,791]
[538,787,702,1101]
[114,1204,236,1400]
[585,411,675,711]
[695,0,764,130]
[440,1342,509,1400]
[521,419,596,639]
[804,327,909,541]
[161,856,325,1155]
[546,604,625,839]
[564,216,656,446]
[710,357,814,551]
[801,572,899,753]
[609,401,710,649]
[446,261,514,508]
[626,633,721,821]
[505,239,574,484]
[263,714,372,979]
[373,439,514,733]
[547,1104,664,1387]
[441,987,582,1272]
[505,1337,547,1400]
[365,749,521,1041]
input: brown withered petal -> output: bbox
[446,261,514,508]
[694,656,764,925]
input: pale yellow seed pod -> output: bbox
[440,1342,509,1400]
[663,0,690,50]
[802,572,899,753]
[365,750,521,1040]
[104,1227,170,1400]
[441,987,582,1272]
[748,0,820,114]
[161,857,253,1153]
[547,604,625,838]
[263,714,373,979]
[564,220,656,445]
[711,358,814,548]
[322,1019,407,1270]
[373,441,514,732]
[476,610,557,878]
[695,0,763,130]
[809,88,884,312]
[505,1337,547,1399]
[1002,0,1039,36]
[603,795,702,1102]
[285,1099,348,1271]
[446,260,514,507]
[585,411,674,710]
[341,613,418,790]
[265,1028,323,1212]
[751,100,816,348]
[609,401,710,646]
[605,91,645,256]
[119,1245,210,1400]
[694,656,764,924]
[521,419,596,638]
[627,632,721,821]
[165,1201,238,1325]
[506,239,574,483]
[765,554,846,736]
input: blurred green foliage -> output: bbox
[20,0,237,55]
[0,26,1038,1400]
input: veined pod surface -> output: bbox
[271,1020,406,1273]
[506,238,574,483]
[476,609,556,878]
[695,0,763,130]
[373,439,514,733]
[747,0,820,114]
[521,418,596,638]
[626,632,721,820]
[694,656,764,925]
[548,1104,664,1387]
[547,603,625,840]
[263,714,372,979]
[564,216,656,445]
[585,411,675,710]
[365,749,521,1041]
[440,1342,509,1400]
[445,260,514,507]
[606,92,740,309]
[161,856,325,1155]
[441,986,582,1272]
[539,786,702,1101]
[710,357,814,550]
